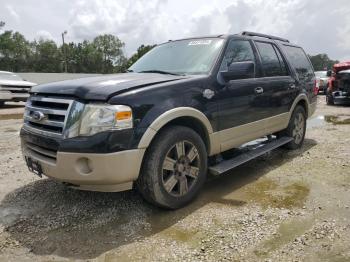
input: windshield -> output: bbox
[0,72,23,81]
[315,71,327,78]
[129,38,225,75]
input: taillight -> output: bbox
[313,79,319,95]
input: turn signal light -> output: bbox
[115,111,132,120]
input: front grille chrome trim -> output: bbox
[23,96,77,139]
[23,123,63,139]
[25,105,67,116]
[24,115,65,128]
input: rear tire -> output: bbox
[279,106,306,150]
[136,126,207,209]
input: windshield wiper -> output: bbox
[126,69,134,72]
[138,70,184,76]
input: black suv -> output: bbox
[21,32,317,209]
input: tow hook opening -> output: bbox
[75,157,93,175]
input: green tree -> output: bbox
[0,30,31,72]
[309,54,339,71]
[93,34,126,73]
[0,25,128,73]
[30,39,62,72]
[127,44,155,68]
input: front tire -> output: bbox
[137,126,207,209]
[280,106,307,150]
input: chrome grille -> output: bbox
[23,96,73,138]
[0,85,31,93]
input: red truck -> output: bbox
[326,61,350,105]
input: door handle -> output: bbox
[254,87,264,94]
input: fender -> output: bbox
[288,93,311,118]
[137,107,219,155]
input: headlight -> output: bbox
[79,104,133,136]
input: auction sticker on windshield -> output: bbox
[188,40,212,45]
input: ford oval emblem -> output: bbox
[32,111,45,121]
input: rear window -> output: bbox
[283,45,314,80]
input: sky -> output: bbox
[1,0,349,61]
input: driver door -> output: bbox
[215,38,267,151]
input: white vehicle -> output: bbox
[0,71,36,107]
[315,71,329,94]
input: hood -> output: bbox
[0,79,36,87]
[30,73,188,100]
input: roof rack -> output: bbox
[240,31,289,43]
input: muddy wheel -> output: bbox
[280,105,306,150]
[137,126,207,209]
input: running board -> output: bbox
[208,136,293,176]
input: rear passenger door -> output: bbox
[253,41,298,119]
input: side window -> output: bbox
[255,42,286,77]
[283,45,314,81]
[220,40,255,72]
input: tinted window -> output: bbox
[256,42,286,77]
[283,45,314,80]
[220,40,255,71]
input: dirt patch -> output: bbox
[325,115,350,125]
[0,114,23,120]
[244,179,310,208]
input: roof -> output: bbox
[162,32,298,47]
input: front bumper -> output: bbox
[333,91,350,105]
[0,91,29,101]
[22,142,145,192]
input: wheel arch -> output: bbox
[289,94,309,118]
[137,107,215,155]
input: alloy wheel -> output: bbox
[292,112,305,144]
[161,140,200,197]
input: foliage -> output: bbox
[0,30,31,72]
[308,54,339,71]
[127,44,156,68]
[0,24,132,73]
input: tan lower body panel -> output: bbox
[22,147,145,192]
[211,112,290,153]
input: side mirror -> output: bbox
[220,61,255,82]
[326,70,332,77]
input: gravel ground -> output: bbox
[0,97,349,261]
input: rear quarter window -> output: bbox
[283,45,314,81]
